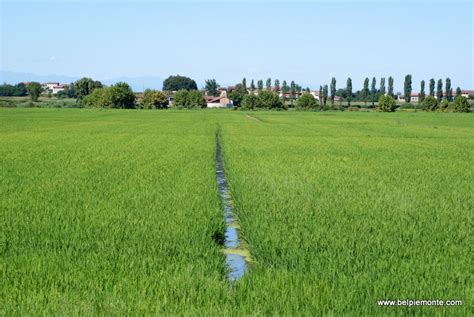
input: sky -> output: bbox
[1,0,473,91]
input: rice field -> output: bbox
[1,108,472,315]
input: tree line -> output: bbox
[1,74,471,112]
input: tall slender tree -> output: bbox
[388,76,394,97]
[445,78,452,101]
[241,78,247,94]
[250,80,255,93]
[419,80,426,102]
[404,74,412,103]
[282,80,288,95]
[362,78,370,106]
[290,81,296,105]
[436,79,443,101]
[370,77,377,107]
[330,77,336,105]
[346,78,352,106]
[319,85,323,105]
[429,78,435,96]
[456,87,462,97]
[266,78,272,91]
[380,77,386,95]
[323,85,329,106]
[257,80,263,91]
[274,79,280,92]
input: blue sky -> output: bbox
[1,0,473,91]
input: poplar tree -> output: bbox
[330,77,336,105]
[346,78,352,106]
[388,76,394,97]
[319,85,323,105]
[404,74,412,103]
[456,87,462,97]
[436,79,443,101]
[445,78,452,101]
[419,80,425,102]
[380,77,386,95]
[323,84,328,106]
[370,77,377,107]
[274,79,280,92]
[362,78,369,106]
[257,80,263,91]
[241,78,247,94]
[282,80,288,94]
[266,78,272,91]
[429,78,435,96]
[250,80,255,93]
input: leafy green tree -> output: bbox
[419,80,426,102]
[250,80,255,93]
[445,78,452,101]
[187,90,206,108]
[172,89,205,108]
[110,82,136,108]
[379,78,386,95]
[404,74,412,103]
[330,77,336,105]
[274,79,280,92]
[266,78,272,91]
[256,90,284,110]
[322,85,328,105]
[26,82,42,101]
[229,84,245,107]
[75,77,103,99]
[257,80,263,91]
[162,75,197,91]
[422,95,438,111]
[205,79,219,96]
[453,95,469,112]
[140,89,168,109]
[84,88,114,108]
[0,83,28,96]
[429,78,435,96]
[456,87,462,97]
[362,78,369,106]
[376,94,396,112]
[388,76,394,97]
[295,92,317,109]
[241,93,258,110]
[436,79,443,101]
[346,77,352,106]
[370,77,377,107]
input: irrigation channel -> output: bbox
[215,133,251,281]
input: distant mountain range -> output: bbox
[0,71,164,92]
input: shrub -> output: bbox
[421,96,438,112]
[241,93,258,110]
[376,95,396,112]
[439,100,449,112]
[398,103,415,109]
[140,89,168,109]
[453,96,470,112]
[295,93,317,110]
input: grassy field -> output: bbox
[1,108,472,315]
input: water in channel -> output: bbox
[215,135,250,281]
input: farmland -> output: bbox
[1,109,472,315]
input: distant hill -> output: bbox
[0,71,163,92]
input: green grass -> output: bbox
[1,109,472,315]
